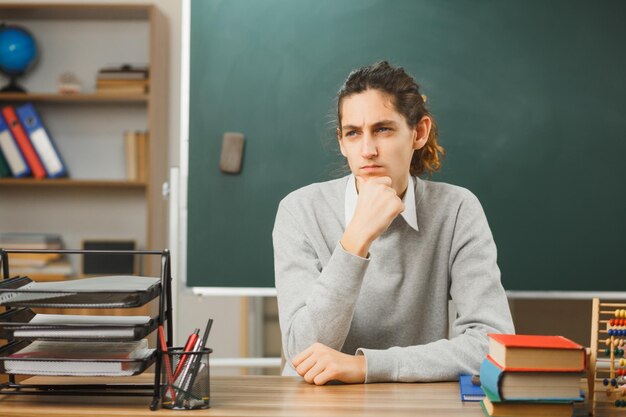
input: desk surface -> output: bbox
[0,374,484,417]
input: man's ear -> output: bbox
[337,128,347,157]
[413,116,432,150]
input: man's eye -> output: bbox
[376,127,391,133]
[345,130,358,137]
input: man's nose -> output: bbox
[360,133,377,158]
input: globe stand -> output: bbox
[0,76,27,93]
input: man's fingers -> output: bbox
[313,369,335,386]
[303,361,326,384]
[292,345,314,367]
[294,354,317,377]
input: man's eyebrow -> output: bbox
[341,124,361,131]
[371,120,397,127]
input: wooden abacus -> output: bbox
[590,299,626,416]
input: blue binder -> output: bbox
[15,103,68,178]
[0,114,31,178]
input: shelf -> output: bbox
[0,4,151,20]
[0,93,149,104]
[0,179,147,189]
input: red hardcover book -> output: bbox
[2,105,46,179]
[487,334,586,372]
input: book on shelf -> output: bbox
[6,252,62,267]
[97,64,149,80]
[16,103,68,178]
[124,130,149,181]
[1,105,46,179]
[0,110,31,178]
[488,334,586,372]
[0,232,64,250]
[6,260,73,280]
[96,79,148,94]
[96,84,147,95]
[96,64,149,94]
[3,339,154,376]
[479,356,583,401]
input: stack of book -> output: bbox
[96,64,149,95]
[0,233,72,281]
[479,334,586,417]
[0,103,68,179]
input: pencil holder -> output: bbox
[160,347,212,410]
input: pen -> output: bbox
[173,328,199,380]
[177,318,213,405]
[174,338,201,386]
[158,325,177,403]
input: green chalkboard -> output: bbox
[187,0,626,290]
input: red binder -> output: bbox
[2,105,46,179]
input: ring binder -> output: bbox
[0,248,174,411]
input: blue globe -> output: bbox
[0,25,37,76]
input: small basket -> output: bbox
[160,347,211,410]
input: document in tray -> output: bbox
[4,339,154,376]
[0,275,159,306]
[13,314,151,338]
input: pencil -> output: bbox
[158,325,177,403]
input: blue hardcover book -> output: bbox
[480,356,583,402]
[15,103,68,178]
[0,114,31,177]
[459,374,485,402]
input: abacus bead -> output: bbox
[616,309,620,317]
[609,330,614,336]
[604,378,610,386]
[612,378,618,386]
[606,348,612,355]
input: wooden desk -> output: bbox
[0,375,484,417]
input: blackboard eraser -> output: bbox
[219,132,245,174]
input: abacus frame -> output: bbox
[590,298,626,416]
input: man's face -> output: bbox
[338,89,425,196]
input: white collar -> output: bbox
[344,174,419,232]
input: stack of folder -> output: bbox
[0,103,68,179]
[479,334,586,417]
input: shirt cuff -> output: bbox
[356,348,397,383]
[338,240,371,260]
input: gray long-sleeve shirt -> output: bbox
[273,175,514,383]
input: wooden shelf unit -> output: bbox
[0,3,169,276]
